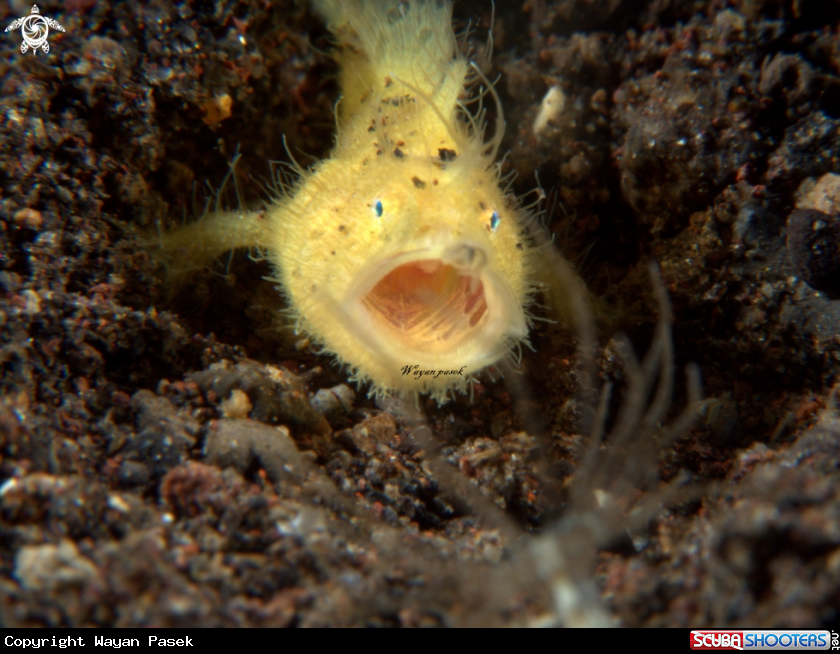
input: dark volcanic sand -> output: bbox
[1,0,840,627]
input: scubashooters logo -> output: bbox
[5,5,65,55]
[690,630,833,650]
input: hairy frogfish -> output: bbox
[156,0,535,403]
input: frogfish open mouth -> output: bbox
[155,0,535,403]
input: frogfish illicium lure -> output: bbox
[157,0,535,403]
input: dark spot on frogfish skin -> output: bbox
[394,148,405,158]
[786,208,840,297]
[438,148,457,162]
[412,176,426,189]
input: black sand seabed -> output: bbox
[1,0,840,627]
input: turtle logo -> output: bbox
[5,5,65,55]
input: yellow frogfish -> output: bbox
[156,0,535,403]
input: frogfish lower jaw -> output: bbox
[339,235,528,392]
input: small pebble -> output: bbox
[786,208,840,296]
